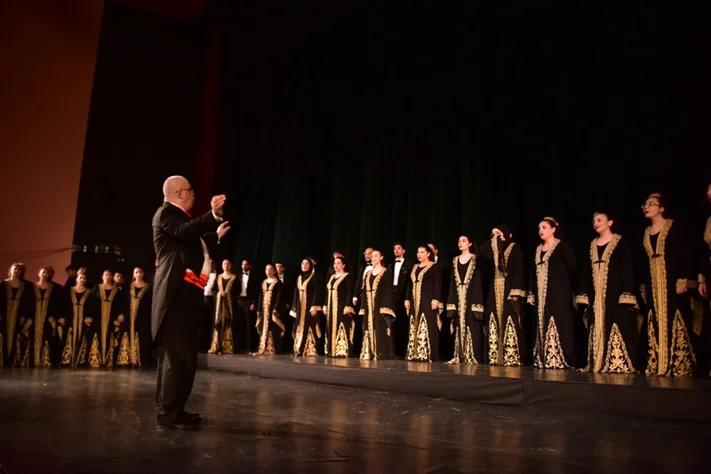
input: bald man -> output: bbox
[152,175,230,428]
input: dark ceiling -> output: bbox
[107,0,213,22]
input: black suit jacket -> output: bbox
[387,259,413,300]
[151,202,219,340]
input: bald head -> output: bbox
[163,175,194,211]
[163,175,188,199]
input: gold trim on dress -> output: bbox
[643,220,672,374]
[575,294,589,306]
[589,234,621,372]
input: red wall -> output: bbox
[0,0,104,284]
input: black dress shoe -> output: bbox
[178,410,204,425]
[156,413,182,427]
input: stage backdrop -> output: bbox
[215,3,709,274]
[72,3,218,278]
[0,0,104,283]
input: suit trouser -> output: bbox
[155,281,202,414]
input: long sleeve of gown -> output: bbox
[343,275,355,315]
[617,239,639,308]
[432,265,442,311]
[469,264,485,320]
[445,268,456,319]
[508,245,526,298]
[311,273,325,311]
[527,263,537,306]
[272,282,282,315]
[576,252,592,307]
[378,270,395,319]
[289,285,299,318]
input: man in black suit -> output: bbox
[388,242,412,358]
[152,175,230,428]
[236,259,260,353]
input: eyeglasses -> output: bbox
[176,188,194,195]
[641,202,659,210]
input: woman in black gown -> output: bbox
[478,225,526,366]
[359,249,395,360]
[209,260,238,355]
[405,245,442,362]
[527,217,578,369]
[324,257,356,358]
[59,272,90,367]
[290,258,324,357]
[255,264,284,355]
[445,235,485,364]
[127,267,152,367]
[32,266,61,368]
[576,212,640,373]
[1,263,33,367]
[640,193,698,376]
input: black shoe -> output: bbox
[156,412,183,428]
[178,410,204,425]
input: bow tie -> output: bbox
[242,272,249,275]
[395,259,403,263]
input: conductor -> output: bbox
[152,175,230,427]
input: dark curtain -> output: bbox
[215,2,710,274]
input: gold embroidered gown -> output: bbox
[77,285,125,368]
[32,283,61,368]
[359,268,395,360]
[1,280,33,368]
[405,263,443,362]
[527,239,578,369]
[324,273,356,358]
[209,274,238,355]
[126,283,152,367]
[290,271,324,357]
[255,279,284,355]
[479,237,526,366]
[576,235,640,373]
[59,287,89,367]
[641,220,699,376]
[445,256,485,364]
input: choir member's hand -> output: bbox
[430,302,438,311]
[217,221,231,239]
[699,282,708,298]
[353,297,358,306]
[211,195,227,217]
[404,301,410,312]
[511,296,519,302]
[676,284,687,295]
[118,315,125,323]
[310,310,318,317]
[250,304,255,311]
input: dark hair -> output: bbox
[458,235,478,254]
[241,259,251,265]
[540,216,566,241]
[275,261,285,266]
[593,211,620,234]
[102,269,113,276]
[333,256,349,272]
[300,258,313,273]
[393,241,406,249]
[427,242,438,251]
[492,224,513,240]
[265,263,277,274]
[65,264,78,272]
[418,245,434,262]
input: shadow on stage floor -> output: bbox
[198,354,711,422]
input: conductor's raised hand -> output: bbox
[211,195,227,217]
[217,221,231,239]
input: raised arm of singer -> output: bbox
[152,175,230,428]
